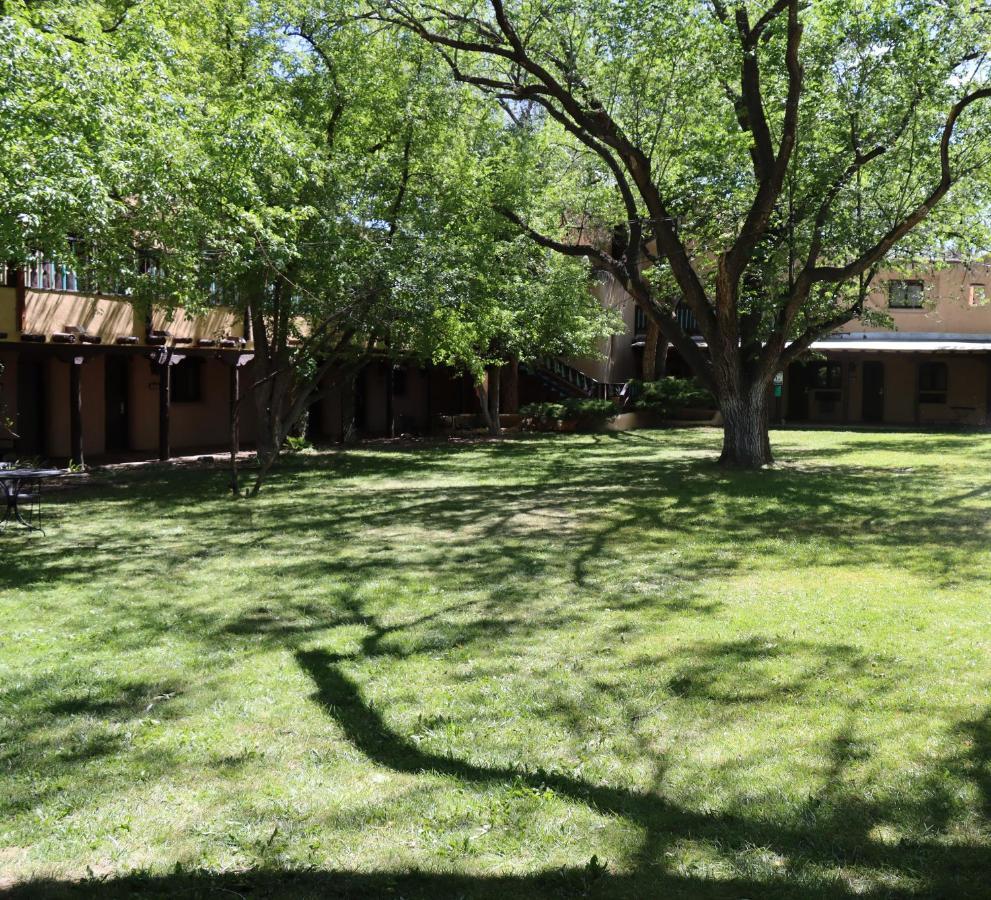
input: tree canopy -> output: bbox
[381,0,991,465]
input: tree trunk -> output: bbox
[475,368,501,436]
[487,366,500,436]
[642,321,659,381]
[502,356,519,413]
[656,335,670,378]
[717,382,773,468]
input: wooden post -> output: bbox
[424,367,432,434]
[230,361,240,445]
[69,355,83,466]
[385,363,395,438]
[158,357,171,461]
[15,266,26,333]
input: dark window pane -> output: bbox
[918,362,947,403]
[172,358,203,403]
[889,280,924,308]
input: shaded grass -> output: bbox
[2,428,991,897]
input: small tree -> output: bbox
[383,0,991,467]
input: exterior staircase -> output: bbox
[523,356,626,399]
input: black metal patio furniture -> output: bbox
[0,468,63,534]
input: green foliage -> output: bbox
[629,378,715,415]
[520,397,617,427]
[283,435,313,454]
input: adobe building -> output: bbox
[0,257,519,464]
[782,263,991,427]
[570,260,991,428]
[4,254,989,466]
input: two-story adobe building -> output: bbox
[0,257,505,464]
[567,260,991,429]
[5,254,988,465]
[781,263,991,427]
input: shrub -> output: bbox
[629,377,715,414]
[520,402,567,423]
[520,398,618,429]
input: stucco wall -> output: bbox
[24,291,139,342]
[838,262,991,335]
[0,288,17,335]
[785,353,990,427]
[129,355,247,452]
[0,351,17,446]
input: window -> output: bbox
[969,284,988,307]
[635,305,648,334]
[918,362,947,404]
[171,358,203,403]
[811,362,842,390]
[888,280,925,309]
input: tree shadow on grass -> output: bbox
[11,636,989,899]
[5,433,991,896]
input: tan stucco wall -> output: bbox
[838,262,991,335]
[565,274,640,383]
[129,356,242,452]
[0,288,17,335]
[151,306,246,343]
[24,291,139,342]
[785,353,990,427]
[43,355,107,458]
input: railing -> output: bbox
[634,301,702,339]
[25,255,86,292]
[530,356,625,399]
[675,302,701,336]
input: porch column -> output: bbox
[386,363,395,438]
[69,355,84,466]
[227,352,252,458]
[158,359,171,461]
[156,349,185,461]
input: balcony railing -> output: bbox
[634,301,703,338]
[531,356,625,399]
[675,302,701,336]
[25,255,86,292]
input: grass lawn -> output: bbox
[2,428,991,898]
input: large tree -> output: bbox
[381,0,991,466]
[181,2,611,488]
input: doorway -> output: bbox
[786,363,808,420]
[16,358,47,457]
[104,356,130,452]
[862,361,885,423]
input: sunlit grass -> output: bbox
[2,428,991,898]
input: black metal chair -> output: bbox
[0,474,45,534]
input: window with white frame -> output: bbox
[888,280,925,309]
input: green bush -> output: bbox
[520,398,618,426]
[629,377,715,414]
[520,402,567,423]
[561,398,618,420]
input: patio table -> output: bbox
[0,468,63,534]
